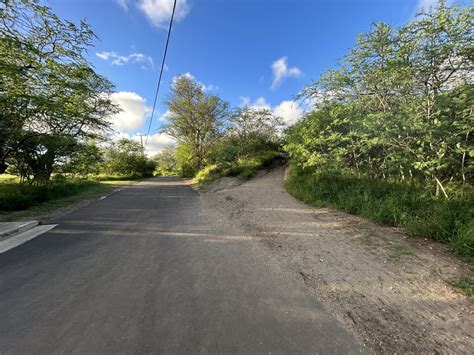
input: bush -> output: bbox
[193,151,280,187]
[285,165,474,258]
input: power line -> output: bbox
[145,0,177,147]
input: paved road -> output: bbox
[0,177,366,354]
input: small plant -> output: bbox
[449,277,474,300]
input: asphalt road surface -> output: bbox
[0,177,366,354]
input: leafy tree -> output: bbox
[8,134,77,184]
[208,107,283,164]
[290,1,473,196]
[0,0,118,179]
[174,142,198,178]
[153,145,177,176]
[104,138,154,177]
[162,75,229,170]
[62,141,104,178]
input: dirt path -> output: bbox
[201,167,474,353]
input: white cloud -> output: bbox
[273,100,303,126]
[109,91,151,132]
[137,0,190,28]
[240,97,304,126]
[96,51,154,69]
[159,109,172,122]
[271,56,302,89]
[240,96,271,110]
[115,0,129,12]
[141,133,176,156]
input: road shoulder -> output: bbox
[201,167,474,353]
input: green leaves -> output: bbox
[287,1,473,193]
[162,75,230,170]
[1,0,117,182]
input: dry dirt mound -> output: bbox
[201,167,474,354]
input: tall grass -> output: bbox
[285,165,474,258]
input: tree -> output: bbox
[290,0,473,195]
[162,75,229,170]
[153,145,177,176]
[62,141,104,178]
[207,107,283,164]
[104,138,154,177]
[230,106,283,143]
[0,0,118,179]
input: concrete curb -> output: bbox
[0,224,57,253]
[0,221,39,240]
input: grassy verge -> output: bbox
[0,174,146,221]
[449,277,474,300]
[0,182,112,222]
[193,151,280,188]
[285,165,474,259]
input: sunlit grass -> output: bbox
[0,173,147,220]
[285,164,474,259]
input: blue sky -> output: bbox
[47,0,465,154]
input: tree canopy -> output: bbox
[1,0,118,181]
[287,1,473,196]
[162,75,230,170]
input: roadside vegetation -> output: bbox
[1,0,283,215]
[1,0,472,260]
[0,1,155,213]
[284,2,473,258]
[153,77,284,187]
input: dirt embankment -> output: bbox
[201,167,474,353]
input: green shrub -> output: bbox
[285,165,474,258]
[193,164,228,186]
[453,221,474,259]
[193,151,280,188]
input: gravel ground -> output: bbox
[201,167,474,354]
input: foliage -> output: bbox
[62,141,104,178]
[153,145,177,176]
[207,107,283,164]
[103,138,155,177]
[0,0,118,182]
[173,142,198,177]
[193,151,280,187]
[162,75,230,170]
[0,178,103,211]
[285,165,474,257]
[288,1,473,196]
[228,106,283,152]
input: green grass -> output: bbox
[0,173,146,220]
[285,165,474,258]
[0,174,19,183]
[449,277,474,300]
[0,182,112,221]
[0,179,109,211]
[193,151,280,188]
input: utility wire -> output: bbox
[145,0,177,147]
